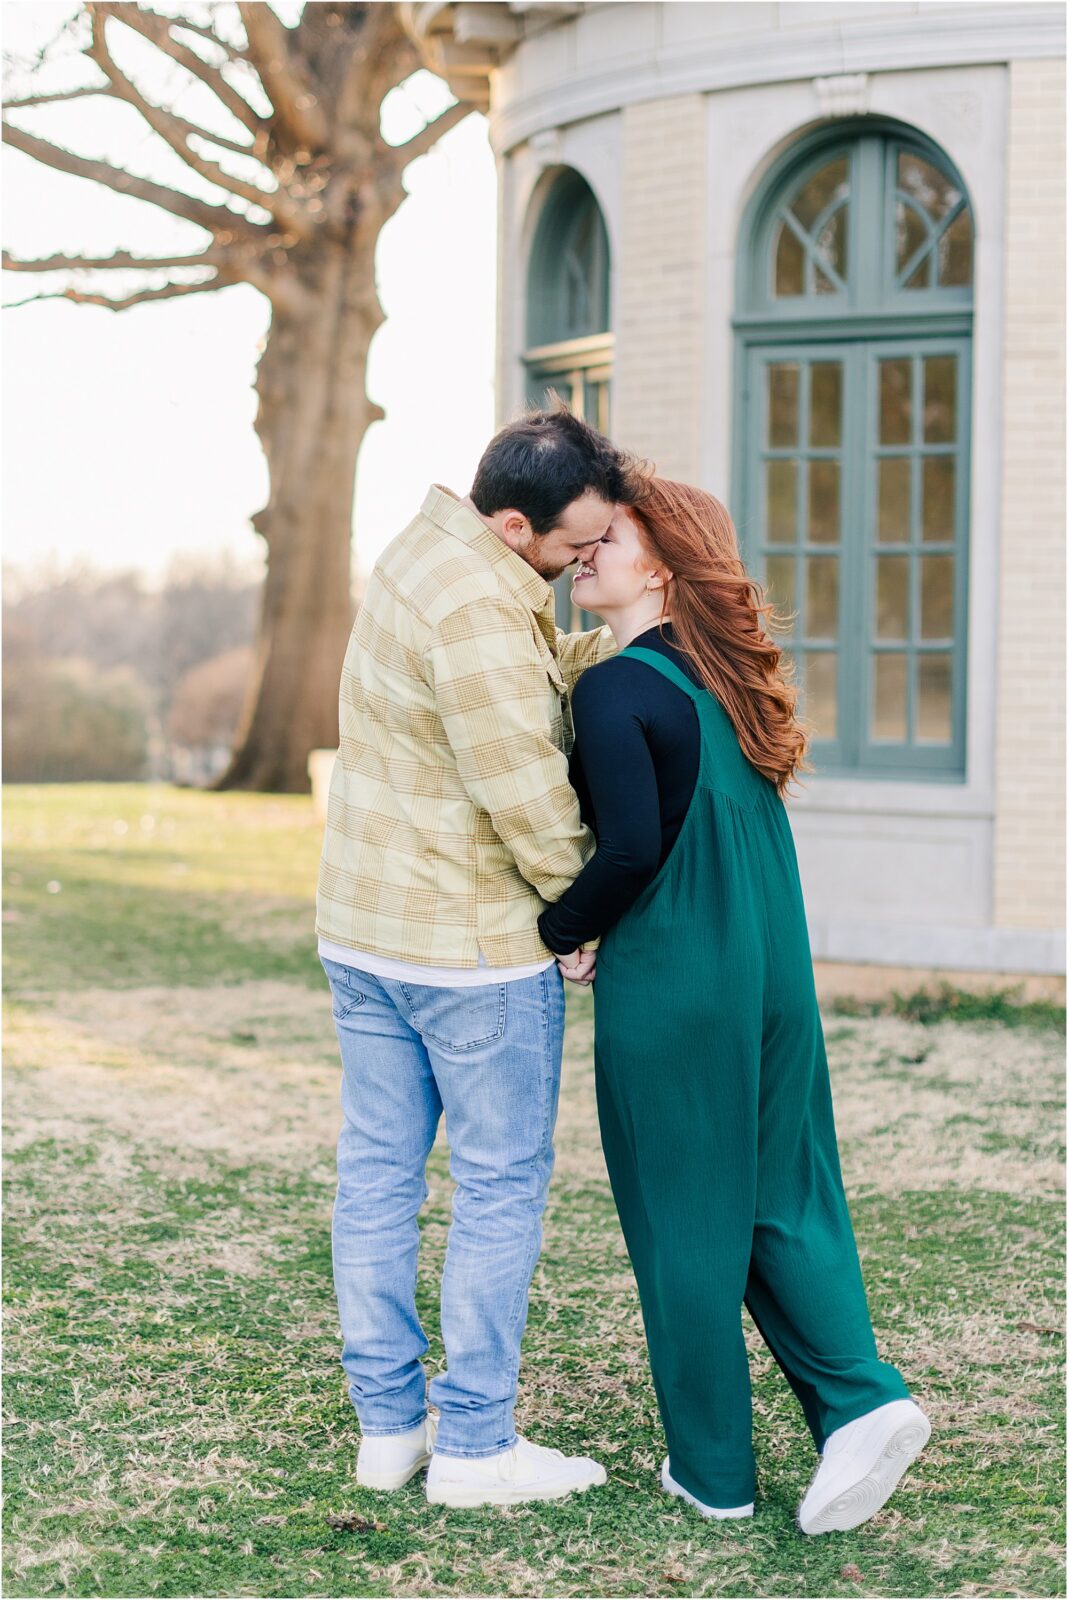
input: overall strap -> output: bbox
[616,644,707,705]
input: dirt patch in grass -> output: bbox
[4,970,1064,1598]
[4,982,342,1173]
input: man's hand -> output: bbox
[556,947,596,985]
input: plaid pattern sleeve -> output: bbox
[553,621,619,690]
[426,596,595,905]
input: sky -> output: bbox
[0,1,498,587]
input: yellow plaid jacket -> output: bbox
[315,484,618,966]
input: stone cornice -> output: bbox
[484,3,1063,154]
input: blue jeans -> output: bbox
[321,955,566,1458]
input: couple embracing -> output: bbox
[314,403,930,1533]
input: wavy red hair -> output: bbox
[628,478,813,797]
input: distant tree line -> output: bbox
[2,3,474,790]
[3,558,262,783]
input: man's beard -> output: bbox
[521,540,571,584]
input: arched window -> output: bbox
[524,169,613,627]
[734,126,973,776]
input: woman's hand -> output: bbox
[556,947,596,985]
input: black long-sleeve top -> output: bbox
[537,620,702,955]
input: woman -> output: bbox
[536,479,931,1531]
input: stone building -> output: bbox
[404,0,1065,977]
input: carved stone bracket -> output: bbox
[813,73,872,118]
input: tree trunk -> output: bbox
[213,235,385,793]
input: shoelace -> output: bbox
[502,1439,568,1479]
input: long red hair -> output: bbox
[629,478,813,797]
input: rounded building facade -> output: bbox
[406,0,1065,977]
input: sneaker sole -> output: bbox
[798,1412,931,1534]
[426,1468,607,1508]
[661,1460,754,1520]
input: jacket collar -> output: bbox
[422,483,556,621]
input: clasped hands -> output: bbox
[555,947,596,986]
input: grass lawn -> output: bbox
[3,783,1065,1599]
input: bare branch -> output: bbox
[167,14,250,67]
[338,8,422,124]
[4,72,259,162]
[168,119,263,162]
[3,246,223,272]
[83,4,307,234]
[4,68,263,161]
[236,1,328,151]
[3,84,109,109]
[4,276,227,312]
[4,251,305,315]
[3,242,310,318]
[0,118,269,238]
[389,100,474,166]
[104,2,265,138]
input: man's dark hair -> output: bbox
[470,391,652,535]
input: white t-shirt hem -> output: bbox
[317,936,556,987]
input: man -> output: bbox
[316,402,651,1508]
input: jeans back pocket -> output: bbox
[398,981,508,1052]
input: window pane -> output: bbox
[766,460,797,543]
[806,556,838,639]
[584,378,610,434]
[922,456,955,542]
[879,359,912,445]
[923,355,957,443]
[815,205,848,282]
[872,655,908,741]
[917,654,952,741]
[939,208,973,287]
[765,555,796,624]
[562,198,608,336]
[921,555,954,639]
[808,460,840,543]
[895,200,928,277]
[876,556,910,640]
[878,458,911,543]
[792,157,849,232]
[527,170,610,345]
[898,152,962,224]
[767,363,799,446]
[904,253,932,290]
[805,652,837,739]
[774,221,804,297]
[809,363,842,447]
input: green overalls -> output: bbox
[592,646,912,1510]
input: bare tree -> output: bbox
[2,2,474,790]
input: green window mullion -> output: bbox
[838,342,867,766]
[798,363,812,557]
[907,351,924,742]
[951,339,972,763]
[852,135,885,315]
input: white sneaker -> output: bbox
[661,1457,754,1519]
[356,1411,438,1490]
[797,1398,931,1534]
[425,1432,607,1507]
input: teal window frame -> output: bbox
[732,121,973,780]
